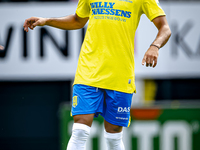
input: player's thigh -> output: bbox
[103,90,133,128]
[73,114,95,127]
[71,84,104,126]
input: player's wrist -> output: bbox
[150,44,160,50]
[45,18,52,26]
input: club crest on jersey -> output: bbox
[73,96,78,108]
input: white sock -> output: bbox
[67,123,91,150]
[104,130,125,150]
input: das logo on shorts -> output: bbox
[73,96,78,108]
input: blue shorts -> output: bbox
[71,84,133,127]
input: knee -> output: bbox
[104,120,123,133]
[105,125,122,133]
[104,130,125,150]
[67,123,91,150]
[72,129,88,140]
[73,114,94,127]
[104,130,123,140]
[71,123,91,139]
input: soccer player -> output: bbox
[23,0,171,149]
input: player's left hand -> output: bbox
[142,46,159,68]
[0,45,4,50]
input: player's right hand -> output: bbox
[23,17,47,32]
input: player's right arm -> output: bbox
[23,14,89,32]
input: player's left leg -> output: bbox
[104,120,125,150]
[102,90,133,150]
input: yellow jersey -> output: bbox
[74,0,165,93]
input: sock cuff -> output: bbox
[104,130,123,139]
[72,123,91,134]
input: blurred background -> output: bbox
[0,0,200,150]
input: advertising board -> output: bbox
[0,2,200,80]
[60,105,200,150]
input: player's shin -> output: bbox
[67,123,91,150]
[104,130,125,150]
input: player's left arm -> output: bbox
[142,16,171,68]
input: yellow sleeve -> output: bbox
[142,0,165,21]
[76,0,90,18]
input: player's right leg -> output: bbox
[67,84,104,150]
[67,114,94,150]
